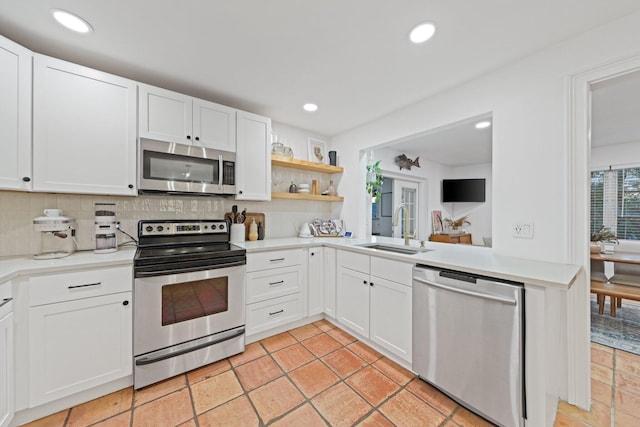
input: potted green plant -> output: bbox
[590,225,619,253]
[366,160,383,202]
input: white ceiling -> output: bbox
[591,69,640,147]
[381,115,493,167]
[1,1,640,137]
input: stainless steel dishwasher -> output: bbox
[412,265,525,427]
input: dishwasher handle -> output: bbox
[413,276,517,305]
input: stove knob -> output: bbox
[218,224,225,231]
[211,224,217,230]
[156,225,164,232]
[145,226,153,233]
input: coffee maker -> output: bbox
[33,209,77,259]
[95,203,118,254]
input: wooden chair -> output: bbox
[591,259,613,314]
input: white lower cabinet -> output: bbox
[246,249,305,336]
[26,266,133,407]
[0,286,14,427]
[308,247,324,316]
[337,250,413,362]
[323,247,337,318]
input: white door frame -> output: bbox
[568,54,640,409]
[380,169,426,242]
[392,179,420,239]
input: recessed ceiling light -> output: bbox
[52,9,93,33]
[303,103,318,112]
[409,22,436,44]
[475,121,492,129]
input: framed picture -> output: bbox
[432,210,443,233]
[308,138,327,164]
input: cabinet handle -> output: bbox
[195,136,200,141]
[128,184,134,189]
[123,300,129,306]
[270,258,285,262]
[0,298,12,308]
[370,282,374,287]
[22,177,31,182]
[269,280,284,286]
[269,309,284,316]
[238,190,243,195]
[68,282,101,289]
[186,135,191,140]
[363,280,368,285]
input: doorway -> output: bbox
[392,179,419,240]
[570,54,640,408]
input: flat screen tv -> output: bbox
[442,179,486,203]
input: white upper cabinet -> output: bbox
[236,110,271,201]
[32,55,137,195]
[139,84,236,151]
[0,36,32,191]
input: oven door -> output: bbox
[134,264,245,357]
[138,138,236,195]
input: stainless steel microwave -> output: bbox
[138,139,236,195]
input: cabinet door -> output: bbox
[33,55,137,195]
[193,99,236,151]
[139,84,193,144]
[28,292,132,406]
[0,36,32,191]
[323,247,337,318]
[336,267,370,337]
[0,311,14,427]
[370,277,412,362]
[308,247,324,316]
[235,110,271,201]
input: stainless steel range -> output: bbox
[133,219,246,389]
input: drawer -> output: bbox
[246,249,304,272]
[246,266,301,304]
[246,293,304,336]
[29,265,133,306]
[337,250,369,274]
[370,257,413,286]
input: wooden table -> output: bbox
[590,251,640,316]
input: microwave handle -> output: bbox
[218,154,224,190]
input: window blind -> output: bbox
[591,167,640,241]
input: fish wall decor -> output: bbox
[394,154,420,170]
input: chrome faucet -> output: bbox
[393,204,414,246]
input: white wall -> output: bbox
[332,10,640,263]
[445,163,492,246]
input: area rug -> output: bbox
[591,299,640,355]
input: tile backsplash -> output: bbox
[0,190,333,257]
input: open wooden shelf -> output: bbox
[271,155,344,173]
[271,192,344,202]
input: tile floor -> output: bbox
[20,321,640,427]
[22,320,495,427]
[554,342,640,426]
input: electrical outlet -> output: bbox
[513,223,534,238]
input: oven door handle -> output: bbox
[135,327,245,366]
[134,260,246,278]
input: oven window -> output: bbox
[161,278,228,326]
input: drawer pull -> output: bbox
[269,258,285,262]
[0,298,12,308]
[269,280,285,286]
[269,309,284,316]
[68,282,102,289]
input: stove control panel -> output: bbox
[139,220,228,237]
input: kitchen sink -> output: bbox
[356,243,431,255]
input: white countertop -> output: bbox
[239,236,581,289]
[0,237,581,289]
[0,247,136,284]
